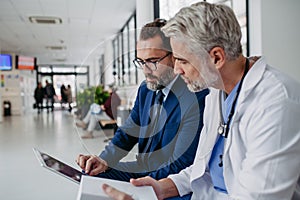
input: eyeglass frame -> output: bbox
[133,52,172,71]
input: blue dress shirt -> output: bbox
[208,81,241,193]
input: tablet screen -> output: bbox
[33,148,82,183]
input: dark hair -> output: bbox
[139,18,171,52]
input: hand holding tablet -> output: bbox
[33,148,157,199]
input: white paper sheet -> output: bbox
[76,175,158,200]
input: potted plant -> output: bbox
[76,85,110,118]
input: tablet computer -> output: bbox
[33,147,82,184]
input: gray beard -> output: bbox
[146,68,175,91]
[186,74,221,92]
[187,81,207,92]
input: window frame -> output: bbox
[112,12,137,86]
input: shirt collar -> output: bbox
[157,75,179,101]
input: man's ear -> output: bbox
[209,47,225,70]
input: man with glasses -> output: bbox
[76,19,209,182]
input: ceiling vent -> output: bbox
[29,16,62,24]
[53,58,67,62]
[46,46,66,50]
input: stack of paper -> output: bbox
[76,175,158,200]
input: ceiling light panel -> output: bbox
[46,46,66,50]
[29,16,62,24]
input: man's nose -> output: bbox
[143,64,152,74]
[174,62,184,75]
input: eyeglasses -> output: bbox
[133,52,171,71]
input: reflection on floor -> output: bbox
[0,110,136,200]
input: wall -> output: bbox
[249,0,300,81]
[0,52,24,115]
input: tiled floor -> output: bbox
[0,109,135,200]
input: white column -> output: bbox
[103,39,114,86]
[248,0,262,56]
[249,0,300,81]
[135,0,155,85]
[0,93,2,122]
[136,0,154,33]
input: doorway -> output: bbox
[37,65,89,111]
[53,75,75,109]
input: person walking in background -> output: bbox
[34,82,45,114]
[44,80,56,113]
[60,84,68,108]
[76,84,121,138]
[64,84,73,113]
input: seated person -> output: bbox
[76,85,121,139]
[76,19,209,182]
[102,2,300,200]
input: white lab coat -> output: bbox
[169,57,300,200]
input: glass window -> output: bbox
[99,54,104,84]
[118,33,123,85]
[159,0,200,20]
[123,27,129,84]
[159,0,248,56]
[39,66,52,73]
[112,13,137,86]
[128,18,137,85]
[52,67,75,73]
[76,65,88,73]
[202,0,248,56]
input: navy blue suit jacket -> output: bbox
[100,77,209,179]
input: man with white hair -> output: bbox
[103,2,300,200]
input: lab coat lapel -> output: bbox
[191,88,220,180]
[223,57,267,155]
[237,57,266,105]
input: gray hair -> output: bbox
[162,2,242,61]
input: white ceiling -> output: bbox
[0,0,136,65]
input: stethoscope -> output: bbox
[216,58,249,167]
[217,58,249,138]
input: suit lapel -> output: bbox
[141,90,155,126]
[149,77,186,151]
[163,77,186,119]
[140,77,188,154]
